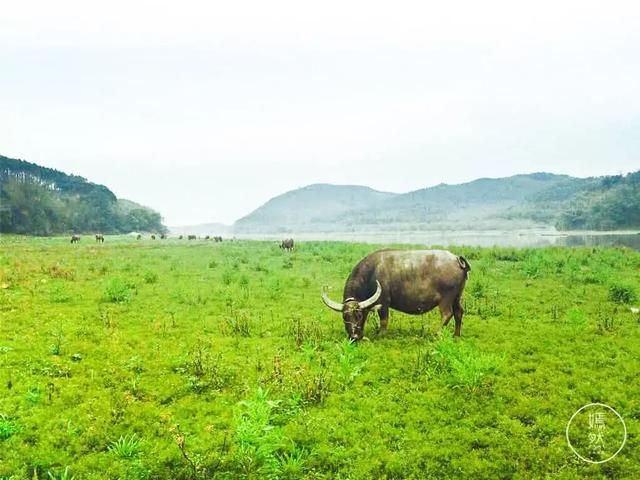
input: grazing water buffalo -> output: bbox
[136,234,142,240]
[321,249,471,341]
[214,236,223,242]
[160,234,167,239]
[95,234,104,243]
[280,238,294,251]
[70,235,81,244]
[178,235,183,240]
[151,234,156,240]
[188,235,197,240]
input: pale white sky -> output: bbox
[2,1,639,225]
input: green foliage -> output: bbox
[0,414,20,440]
[104,278,135,303]
[0,154,166,235]
[1,238,639,478]
[608,283,637,304]
[47,466,75,480]
[108,434,144,458]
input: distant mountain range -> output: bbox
[234,171,640,232]
[2,153,638,236]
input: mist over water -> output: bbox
[234,230,640,249]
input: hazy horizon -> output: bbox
[3,1,639,225]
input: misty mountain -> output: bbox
[232,172,640,232]
[234,184,397,233]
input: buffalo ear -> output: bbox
[370,304,382,312]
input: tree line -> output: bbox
[0,155,167,235]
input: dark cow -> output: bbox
[214,236,223,242]
[178,235,184,240]
[205,235,210,240]
[280,238,294,251]
[70,235,81,244]
[151,234,156,240]
[321,249,471,341]
[160,234,167,239]
[95,234,104,243]
[136,234,142,240]
[188,235,197,240]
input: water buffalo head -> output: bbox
[321,280,382,341]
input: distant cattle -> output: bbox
[95,234,104,243]
[70,235,81,244]
[205,235,210,240]
[178,235,183,240]
[151,234,156,240]
[280,238,294,251]
[188,235,197,240]
[136,234,142,240]
[160,234,167,239]
[214,236,223,242]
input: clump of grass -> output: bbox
[288,316,323,349]
[608,283,636,304]
[108,434,143,458]
[337,340,366,385]
[235,388,305,476]
[431,337,500,391]
[143,271,158,284]
[47,466,75,480]
[104,278,135,303]
[224,313,252,337]
[49,282,72,303]
[0,414,20,440]
[208,259,218,269]
[46,264,75,280]
[300,371,331,405]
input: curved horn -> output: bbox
[321,287,344,312]
[358,280,382,309]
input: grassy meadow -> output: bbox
[0,236,639,479]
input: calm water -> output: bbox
[236,230,640,250]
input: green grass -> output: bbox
[0,235,639,478]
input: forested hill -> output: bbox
[0,155,167,235]
[233,171,640,232]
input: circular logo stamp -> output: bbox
[566,403,627,464]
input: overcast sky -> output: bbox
[2,1,639,225]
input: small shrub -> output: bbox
[608,283,636,304]
[105,278,135,303]
[143,271,158,284]
[0,414,20,440]
[208,260,218,269]
[224,314,252,337]
[108,434,143,458]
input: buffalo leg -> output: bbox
[378,305,389,332]
[439,304,454,328]
[453,297,464,337]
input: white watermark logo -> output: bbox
[566,403,627,464]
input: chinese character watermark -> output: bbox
[566,403,627,464]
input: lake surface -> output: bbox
[236,230,640,249]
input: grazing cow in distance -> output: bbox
[188,235,197,240]
[205,235,210,240]
[280,238,294,251]
[160,234,167,239]
[136,234,142,240]
[70,235,81,244]
[322,249,471,340]
[95,234,105,243]
[178,235,183,240]
[214,236,223,242]
[151,234,156,240]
